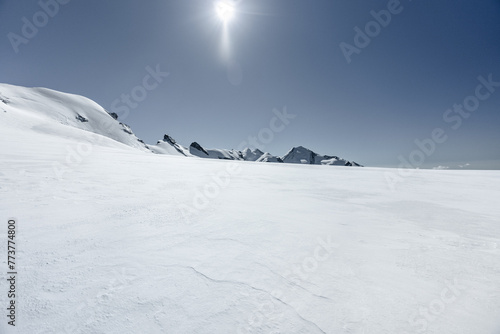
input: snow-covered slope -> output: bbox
[1,102,500,333]
[282,146,361,166]
[1,83,500,334]
[189,141,244,160]
[149,134,192,157]
[256,152,283,163]
[241,148,265,161]
[1,85,500,333]
[0,83,150,152]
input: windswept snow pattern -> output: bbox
[1,84,500,333]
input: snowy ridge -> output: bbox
[0,83,150,152]
[0,83,361,166]
[241,148,265,161]
[150,134,192,156]
[185,141,361,166]
[257,152,283,163]
[282,146,362,166]
[189,142,244,160]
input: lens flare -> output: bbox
[216,1,235,23]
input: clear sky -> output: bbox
[1,0,499,169]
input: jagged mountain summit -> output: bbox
[162,140,361,166]
[282,146,362,166]
[256,152,283,163]
[241,148,265,161]
[150,134,191,156]
[0,83,362,167]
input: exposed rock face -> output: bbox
[108,112,119,120]
[190,142,210,156]
[75,114,88,122]
[163,134,176,145]
[282,146,362,166]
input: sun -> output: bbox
[215,1,235,23]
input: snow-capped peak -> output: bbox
[256,152,283,163]
[282,146,361,166]
[149,134,191,156]
[241,148,265,161]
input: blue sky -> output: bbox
[1,0,499,169]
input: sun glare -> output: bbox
[216,1,235,23]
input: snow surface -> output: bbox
[1,84,500,333]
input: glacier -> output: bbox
[0,83,499,333]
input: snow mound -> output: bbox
[0,83,149,152]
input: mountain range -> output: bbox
[0,83,362,167]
